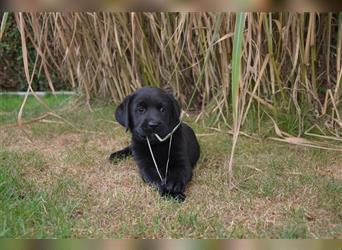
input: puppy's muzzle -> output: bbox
[147,120,160,131]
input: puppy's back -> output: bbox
[182,123,200,168]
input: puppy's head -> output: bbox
[115,87,181,143]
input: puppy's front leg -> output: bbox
[162,161,192,202]
[108,146,132,162]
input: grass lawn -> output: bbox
[0,95,341,238]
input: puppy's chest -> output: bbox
[133,143,176,168]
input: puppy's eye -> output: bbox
[137,106,146,113]
[159,106,166,113]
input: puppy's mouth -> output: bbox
[133,129,165,144]
[137,123,179,143]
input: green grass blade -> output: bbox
[231,12,246,125]
[227,12,246,190]
[336,12,342,100]
[0,12,9,42]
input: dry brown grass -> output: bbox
[12,12,342,141]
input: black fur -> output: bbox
[109,87,200,201]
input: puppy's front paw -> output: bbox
[108,147,132,163]
[157,183,167,196]
[108,151,128,163]
[169,191,186,202]
[160,181,186,202]
[165,180,185,194]
[108,152,121,163]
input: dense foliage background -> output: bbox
[1,13,341,140]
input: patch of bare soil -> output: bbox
[2,126,132,192]
[315,162,342,180]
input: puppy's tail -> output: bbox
[108,146,132,162]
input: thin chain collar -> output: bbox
[145,121,181,184]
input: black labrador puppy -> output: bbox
[109,87,200,201]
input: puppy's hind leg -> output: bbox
[108,146,132,162]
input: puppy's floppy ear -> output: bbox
[115,93,134,131]
[167,93,181,120]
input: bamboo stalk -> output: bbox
[227,12,246,190]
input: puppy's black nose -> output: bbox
[148,121,160,130]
